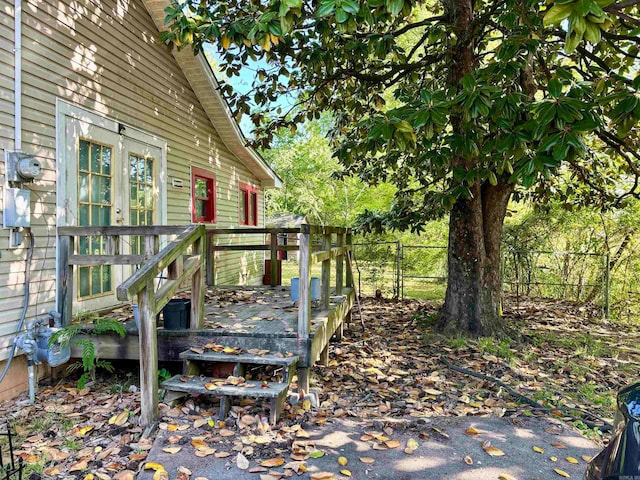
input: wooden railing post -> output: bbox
[297,224,312,393]
[321,229,331,310]
[138,281,158,427]
[206,230,215,286]
[191,231,205,329]
[145,234,159,257]
[346,231,354,289]
[58,235,74,326]
[335,231,344,295]
[269,230,278,287]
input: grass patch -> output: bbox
[477,337,515,360]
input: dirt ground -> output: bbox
[0,295,636,479]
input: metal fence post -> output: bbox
[604,252,610,319]
[395,241,401,299]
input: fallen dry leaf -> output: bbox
[69,459,89,472]
[385,439,401,449]
[236,453,250,470]
[482,445,505,457]
[359,457,375,464]
[340,470,352,477]
[337,456,348,466]
[162,447,182,454]
[310,473,335,480]
[565,456,579,464]
[464,455,473,465]
[144,463,166,472]
[533,445,544,454]
[152,471,169,480]
[498,474,517,480]
[464,427,480,435]
[261,457,285,467]
[554,469,571,478]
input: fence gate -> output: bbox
[352,242,401,298]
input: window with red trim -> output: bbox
[239,183,258,226]
[191,167,216,223]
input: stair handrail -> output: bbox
[116,223,206,427]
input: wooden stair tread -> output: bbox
[162,375,289,399]
[180,350,299,366]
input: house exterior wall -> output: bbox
[0,0,266,397]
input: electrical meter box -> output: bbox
[3,188,31,228]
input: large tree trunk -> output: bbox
[437,183,513,337]
[435,0,516,337]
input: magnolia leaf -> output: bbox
[162,447,182,454]
[483,445,506,457]
[261,457,285,467]
[554,469,571,478]
[236,453,250,470]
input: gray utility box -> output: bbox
[3,188,30,228]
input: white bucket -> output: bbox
[290,277,321,302]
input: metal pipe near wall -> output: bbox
[14,0,22,151]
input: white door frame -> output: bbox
[55,99,168,313]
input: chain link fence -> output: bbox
[352,240,611,316]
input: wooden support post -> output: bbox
[319,344,329,367]
[345,231,354,289]
[106,235,119,256]
[206,231,215,286]
[138,282,158,427]
[297,225,311,394]
[145,234,159,257]
[335,320,344,340]
[321,230,331,311]
[335,232,344,295]
[270,230,278,287]
[58,235,74,326]
[191,232,205,329]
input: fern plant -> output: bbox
[50,317,126,388]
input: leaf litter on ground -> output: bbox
[0,294,633,479]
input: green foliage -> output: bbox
[263,115,395,226]
[158,368,172,383]
[51,317,126,388]
[162,0,640,333]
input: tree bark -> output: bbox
[437,183,513,337]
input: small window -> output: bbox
[239,182,258,226]
[191,167,216,223]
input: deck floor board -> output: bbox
[203,287,348,338]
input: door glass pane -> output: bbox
[79,141,89,171]
[91,176,100,203]
[129,153,155,256]
[102,147,111,175]
[78,138,113,299]
[91,143,101,172]
[100,177,111,203]
[79,173,89,202]
[79,267,90,297]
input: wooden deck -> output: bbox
[75,286,355,367]
[61,224,354,425]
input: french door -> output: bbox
[65,119,161,313]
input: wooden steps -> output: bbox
[162,350,299,425]
[179,350,298,382]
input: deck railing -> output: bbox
[208,224,354,392]
[57,224,206,426]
